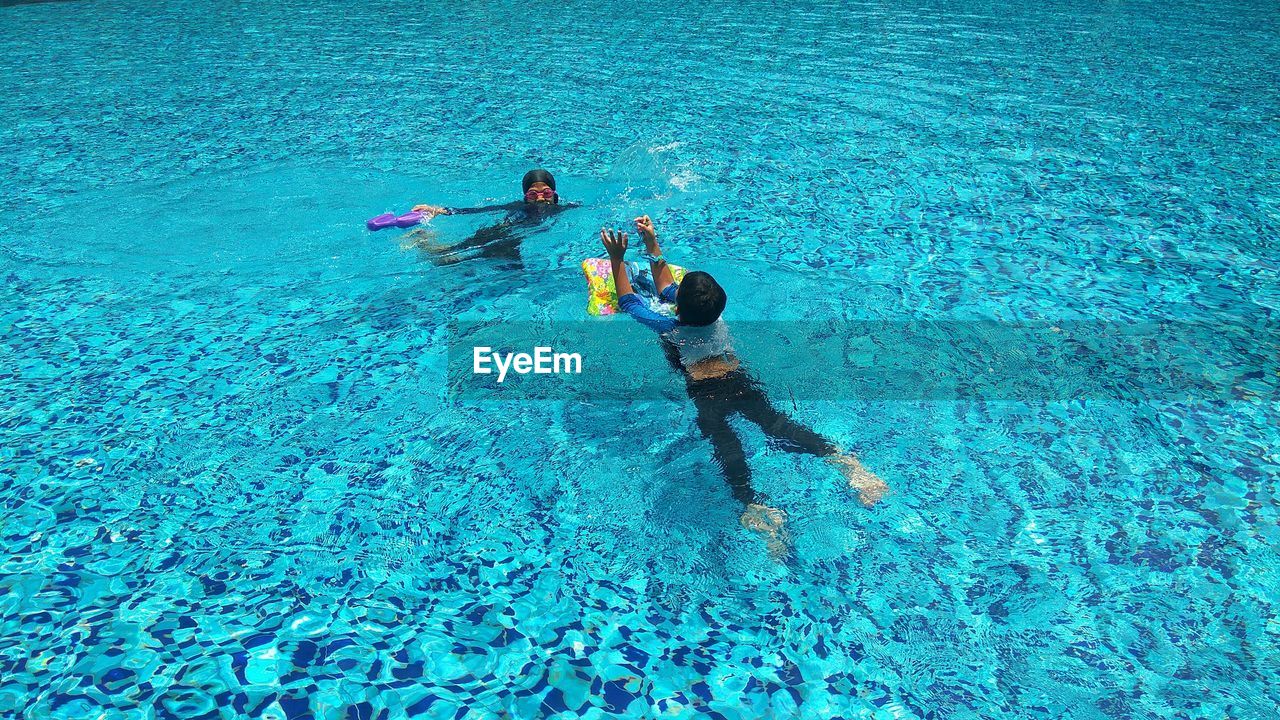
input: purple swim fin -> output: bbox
[366,213,398,231]
[393,211,424,228]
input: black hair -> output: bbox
[676,271,727,326]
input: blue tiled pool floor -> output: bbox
[2,0,1279,717]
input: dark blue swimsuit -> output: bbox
[438,200,580,267]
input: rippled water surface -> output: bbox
[3,0,1279,718]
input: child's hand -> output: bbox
[600,228,629,261]
[633,215,658,252]
[412,204,447,217]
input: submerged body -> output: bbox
[428,201,579,266]
[407,168,579,268]
[600,218,887,557]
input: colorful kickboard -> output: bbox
[581,257,686,316]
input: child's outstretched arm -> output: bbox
[634,215,676,298]
[601,228,677,334]
[412,201,521,217]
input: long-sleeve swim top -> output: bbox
[444,200,582,221]
[618,285,680,334]
[619,284,733,368]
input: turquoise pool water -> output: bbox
[3,0,1279,717]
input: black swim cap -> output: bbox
[522,169,556,193]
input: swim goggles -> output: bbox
[524,187,556,202]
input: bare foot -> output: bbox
[740,503,790,560]
[829,454,888,507]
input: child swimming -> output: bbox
[600,216,888,556]
[406,168,580,268]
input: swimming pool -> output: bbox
[2,0,1278,717]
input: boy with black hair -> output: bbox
[601,217,887,556]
